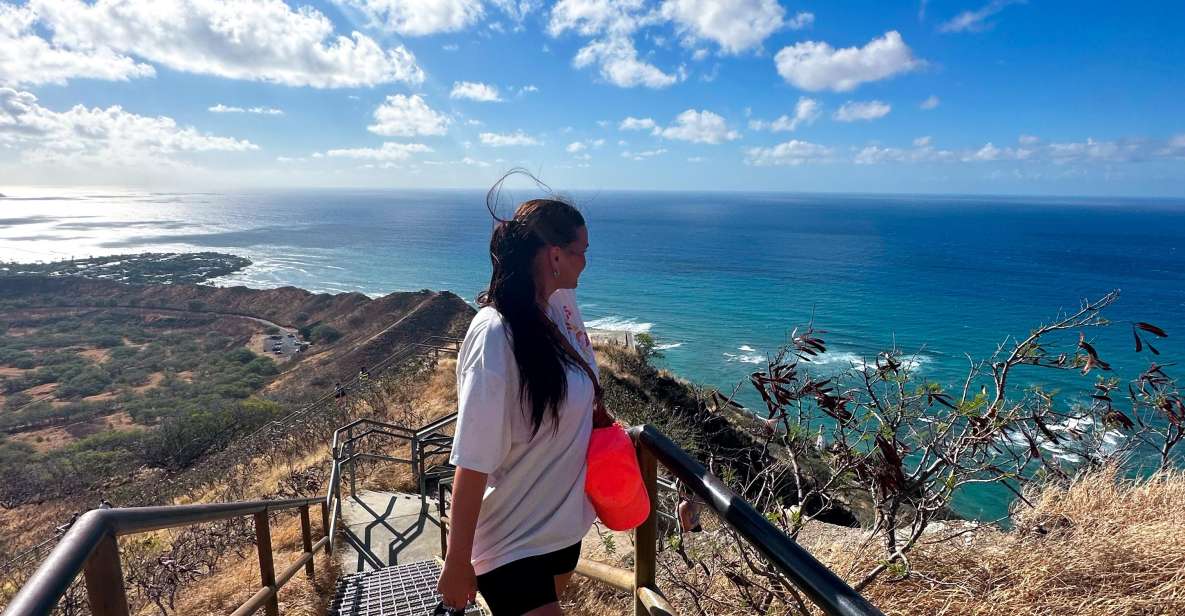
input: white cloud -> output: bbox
[853,143,955,164]
[920,95,940,110]
[564,138,605,154]
[480,131,541,146]
[520,84,540,93]
[336,0,484,36]
[0,87,257,168]
[963,142,1032,162]
[833,100,891,122]
[621,148,667,160]
[367,95,450,137]
[785,11,814,30]
[852,136,1185,166]
[450,81,503,102]
[687,156,705,162]
[549,0,680,89]
[323,142,433,160]
[774,31,921,92]
[749,97,820,132]
[939,0,1025,33]
[19,0,424,88]
[1045,138,1140,164]
[619,116,657,131]
[424,155,493,167]
[209,104,284,115]
[572,33,681,88]
[442,43,460,51]
[656,109,740,144]
[660,0,786,54]
[0,3,155,86]
[1018,134,1040,145]
[745,139,832,166]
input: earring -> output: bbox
[553,270,559,278]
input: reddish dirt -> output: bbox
[24,382,57,397]
[82,391,118,402]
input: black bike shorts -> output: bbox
[475,541,582,615]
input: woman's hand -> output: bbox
[437,556,477,610]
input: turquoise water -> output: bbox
[2,187,1184,519]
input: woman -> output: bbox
[438,196,613,616]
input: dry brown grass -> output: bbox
[163,512,339,616]
[816,466,1185,616]
[567,467,1185,616]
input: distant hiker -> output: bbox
[98,499,112,509]
[334,382,347,404]
[815,425,826,450]
[358,366,369,384]
[438,186,611,616]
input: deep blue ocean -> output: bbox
[3,187,1184,519]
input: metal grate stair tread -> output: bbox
[329,560,483,616]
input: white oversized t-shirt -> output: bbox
[450,289,599,575]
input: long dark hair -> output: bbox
[477,174,586,436]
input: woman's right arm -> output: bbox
[437,466,489,609]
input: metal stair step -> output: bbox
[329,560,482,616]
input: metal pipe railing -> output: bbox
[626,424,883,616]
[2,497,325,616]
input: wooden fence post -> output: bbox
[300,505,315,578]
[83,533,130,616]
[634,446,659,616]
[254,511,280,616]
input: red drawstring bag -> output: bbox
[586,423,650,530]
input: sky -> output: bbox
[1,0,1184,196]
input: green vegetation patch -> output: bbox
[0,252,251,285]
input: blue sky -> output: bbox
[2,0,1184,196]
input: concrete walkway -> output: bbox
[337,490,444,573]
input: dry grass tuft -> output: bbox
[821,466,1185,616]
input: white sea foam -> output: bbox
[808,350,932,372]
[724,345,766,364]
[586,316,653,334]
[654,342,683,351]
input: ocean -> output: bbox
[2,187,1184,519]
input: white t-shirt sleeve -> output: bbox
[450,311,515,474]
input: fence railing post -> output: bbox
[634,445,659,616]
[253,510,280,616]
[83,533,130,616]
[347,438,357,499]
[321,501,332,554]
[299,505,315,578]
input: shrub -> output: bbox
[309,324,342,344]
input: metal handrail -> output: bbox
[2,497,325,616]
[625,425,883,616]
